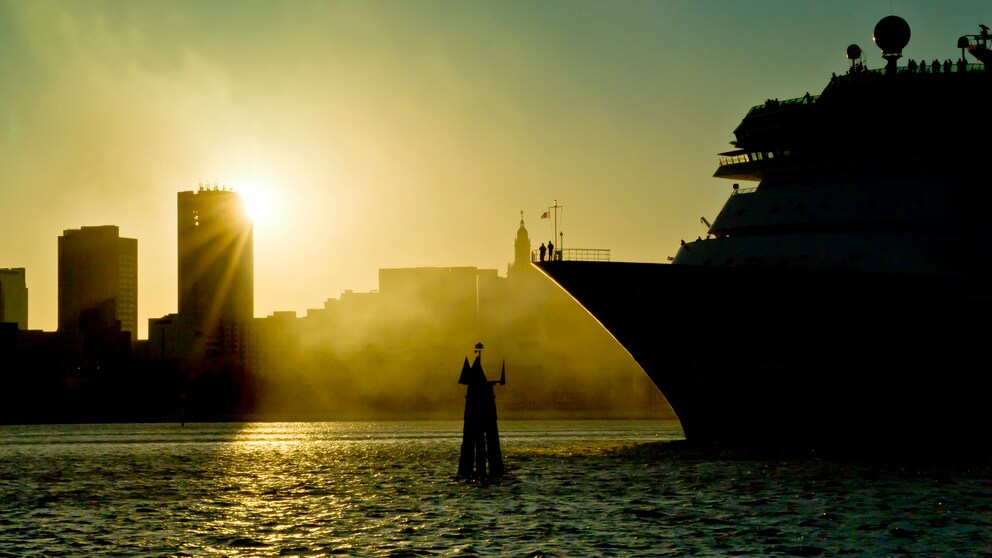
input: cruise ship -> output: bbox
[537,16,992,455]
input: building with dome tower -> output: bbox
[509,211,533,276]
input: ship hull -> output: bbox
[537,261,990,456]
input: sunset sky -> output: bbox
[2,0,989,338]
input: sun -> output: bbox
[235,176,278,226]
[243,189,271,224]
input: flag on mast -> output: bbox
[540,211,549,219]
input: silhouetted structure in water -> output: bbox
[457,343,505,478]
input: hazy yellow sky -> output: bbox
[2,0,988,338]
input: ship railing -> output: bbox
[745,94,819,117]
[826,62,986,88]
[531,248,611,262]
[745,62,987,117]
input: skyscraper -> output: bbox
[177,186,253,356]
[58,226,138,340]
[0,267,28,330]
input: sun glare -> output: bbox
[243,191,270,224]
[236,177,278,226]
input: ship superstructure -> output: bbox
[675,16,992,279]
[537,16,992,455]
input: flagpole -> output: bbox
[540,201,562,260]
[548,200,562,261]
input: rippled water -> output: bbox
[0,421,989,557]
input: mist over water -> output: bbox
[1,421,988,557]
[243,263,671,423]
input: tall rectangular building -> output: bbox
[177,187,253,354]
[0,268,28,330]
[58,226,138,340]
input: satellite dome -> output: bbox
[846,44,862,60]
[873,15,911,57]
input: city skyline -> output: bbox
[7,187,525,340]
[6,187,526,338]
[2,1,989,337]
[2,184,669,424]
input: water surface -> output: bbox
[0,421,988,556]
